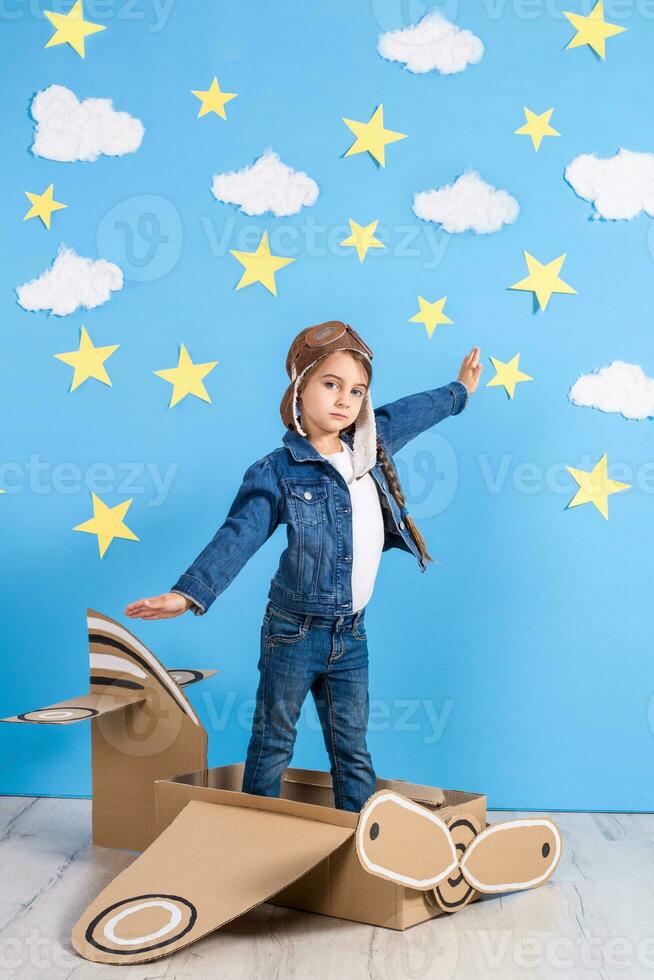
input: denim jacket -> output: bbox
[170,380,469,617]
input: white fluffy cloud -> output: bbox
[377,9,484,75]
[564,148,654,220]
[569,361,654,420]
[211,147,319,216]
[16,244,124,317]
[412,170,519,234]
[30,84,144,163]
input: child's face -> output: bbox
[299,351,369,436]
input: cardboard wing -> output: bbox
[355,791,562,912]
[166,669,217,688]
[72,799,355,965]
[0,691,145,724]
[1,608,218,851]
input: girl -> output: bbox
[125,321,481,811]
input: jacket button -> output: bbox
[399,521,405,529]
[304,491,312,500]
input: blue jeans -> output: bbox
[242,599,377,811]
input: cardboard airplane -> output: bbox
[1,608,216,852]
[2,610,563,966]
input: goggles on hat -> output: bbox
[303,322,374,360]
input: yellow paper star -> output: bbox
[342,104,407,167]
[43,0,105,58]
[564,0,626,59]
[229,231,294,295]
[154,343,218,408]
[339,219,385,263]
[23,183,67,229]
[486,354,533,398]
[73,493,138,558]
[191,76,238,119]
[566,453,630,519]
[509,250,577,311]
[514,108,560,151]
[54,326,119,392]
[409,295,453,339]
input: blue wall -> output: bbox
[2,0,653,810]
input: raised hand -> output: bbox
[458,347,483,395]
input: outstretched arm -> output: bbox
[125,456,282,620]
[374,347,482,455]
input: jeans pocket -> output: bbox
[267,610,308,644]
[352,612,367,641]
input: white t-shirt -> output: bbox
[320,439,385,613]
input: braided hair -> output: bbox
[295,350,434,569]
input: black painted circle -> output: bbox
[433,816,479,912]
[369,821,380,840]
[85,893,197,955]
[18,706,98,723]
[168,669,203,686]
[542,842,550,858]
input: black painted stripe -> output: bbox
[88,632,192,718]
[85,893,197,955]
[90,676,145,691]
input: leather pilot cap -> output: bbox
[279,321,377,479]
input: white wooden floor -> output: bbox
[0,797,653,980]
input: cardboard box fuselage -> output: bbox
[154,762,487,930]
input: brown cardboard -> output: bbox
[1,609,562,964]
[0,690,145,724]
[166,668,217,687]
[1,609,217,851]
[70,765,489,964]
[458,818,562,893]
[428,813,482,912]
[153,763,488,932]
[71,799,355,965]
[356,790,561,899]
[355,790,460,889]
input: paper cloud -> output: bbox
[569,361,654,420]
[211,148,319,216]
[412,170,519,234]
[564,148,654,220]
[377,9,484,75]
[30,84,144,163]
[16,244,124,317]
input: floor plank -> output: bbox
[0,797,653,980]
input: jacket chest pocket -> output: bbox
[287,483,328,527]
